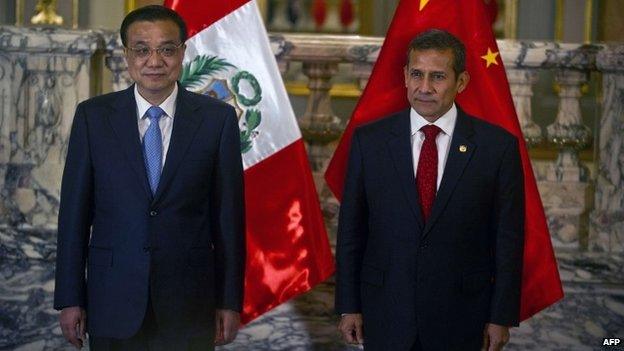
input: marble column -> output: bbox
[273,34,382,242]
[541,68,593,249]
[506,68,542,146]
[590,44,624,254]
[0,26,104,229]
[299,61,343,240]
[299,61,342,174]
[497,40,554,181]
[348,42,380,92]
[546,70,592,181]
[269,34,294,77]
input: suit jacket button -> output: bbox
[420,243,428,249]
[149,210,158,217]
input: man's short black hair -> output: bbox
[120,5,188,47]
[406,29,466,77]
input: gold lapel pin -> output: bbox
[459,145,467,153]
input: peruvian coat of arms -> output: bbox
[179,54,262,154]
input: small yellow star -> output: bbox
[481,48,500,68]
[419,0,430,11]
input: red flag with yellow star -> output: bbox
[325,0,563,321]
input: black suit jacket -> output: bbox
[54,84,245,339]
[335,108,524,350]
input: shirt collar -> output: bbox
[135,83,178,120]
[410,103,457,137]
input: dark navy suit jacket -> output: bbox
[335,108,524,350]
[54,84,245,339]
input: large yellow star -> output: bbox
[419,0,430,11]
[481,48,500,68]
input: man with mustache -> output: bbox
[336,29,524,351]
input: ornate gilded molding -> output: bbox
[30,0,63,26]
[504,0,518,39]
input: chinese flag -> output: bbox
[164,0,335,323]
[325,0,563,321]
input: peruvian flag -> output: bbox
[164,0,335,323]
[325,0,563,321]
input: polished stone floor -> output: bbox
[225,252,624,351]
[1,226,623,350]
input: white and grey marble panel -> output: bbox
[591,44,624,254]
[0,26,103,229]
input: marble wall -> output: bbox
[498,41,598,251]
[1,26,623,253]
[591,44,624,253]
[0,26,103,230]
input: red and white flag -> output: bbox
[164,0,335,323]
[325,0,563,321]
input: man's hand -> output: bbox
[214,309,240,345]
[483,323,510,351]
[59,306,86,349]
[338,313,364,344]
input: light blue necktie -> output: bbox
[143,106,163,195]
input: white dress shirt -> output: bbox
[135,84,177,170]
[410,104,457,190]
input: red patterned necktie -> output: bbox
[416,125,442,221]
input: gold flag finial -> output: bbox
[419,0,430,11]
[31,0,64,26]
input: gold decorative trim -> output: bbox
[529,145,594,162]
[359,0,374,35]
[286,82,362,98]
[15,0,79,28]
[555,0,564,41]
[256,0,267,21]
[15,0,24,26]
[504,0,518,39]
[31,0,64,26]
[90,52,104,97]
[125,0,137,14]
[72,0,79,29]
[584,0,593,44]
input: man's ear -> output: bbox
[404,66,409,88]
[456,71,470,93]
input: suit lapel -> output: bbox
[386,110,425,230]
[423,109,475,237]
[108,85,152,198]
[151,87,203,204]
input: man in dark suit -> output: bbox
[54,5,245,350]
[336,29,524,351]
